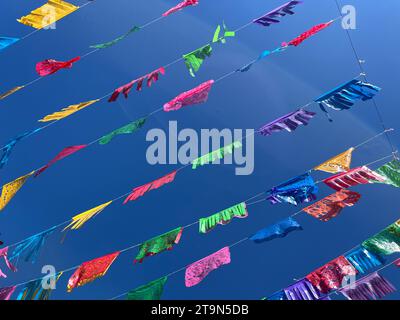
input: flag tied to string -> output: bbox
[339,272,396,300]
[0,37,19,51]
[374,159,400,188]
[0,171,35,211]
[36,57,80,77]
[344,247,383,274]
[0,247,17,278]
[259,109,316,136]
[99,118,146,145]
[191,141,242,170]
[323,166,387,191]
[267,290,288,301]
[123,171,177,204]
[67,251,120,292]
[302,189,361,222]
[183,45,212,77]
[38,99,99,122]
[395,258,400,267]
[237,47,287,72]
[17,272,63,300]
[250,217,302,243]
[17,0,79,29]
[10,227,57,263]
[163,0,199,17]
[135,227,183,263]
[314,148,354,174]
[282,21,333,47]
[267,173,318,205]
[108,68,165,102]
[284,278,326,300]
[90,26,140,49]
[314,79,381,121]
[164,80,214,112]
[306,256,358,294]
[185,247,231,287]
[199,202,248,234]
[35,145,87,177]
[212,22,235,44]
[1,128,43,169]
[0,286,16,301]
[362,220,400,256]
[127,277,168,300]
[0,86,25,100]
[253,1,303,27]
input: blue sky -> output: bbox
[0,0,399,300]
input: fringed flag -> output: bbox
[259,109,316,136]
[0,286,16,300]
[164,80,214,112]
[323,166,387,191]
[183,45,212,77]
[108,68,165,102]
[34,145,87,177]
[314,148,355,174]
[123,171,177,204]
[315,79,381,121]
[10,227,57,263]
[302,190,361,222]
[362,220,400,256]
[90,26,140,49]
[17,272,63,300]
[17,0,79,29]
[135,227,183,263]
[0,171,35,211]
[127,276,168,300]
[0,86,25,100]
[36,57,80,77]
[282,20,333,47]
[185,247,231,287]
[212,22,235,44]
[374,159,400,188]
[345,247,383,274]
[306,256,358,294]
[1,128,43,169]
[199,202,248,234]
[250,217,302,243]
[99,118,146,145]
[67,251,120,292]
[0,247,17,278]
[63,201,113,234]
[284,278,324,300]
[267,290,288,300]
[253,1,302,27]
[192,141,242,169]
[267,173,318,205]
[340,272,396,300]
[163,0,199,17]
[237,47,286,73]
[38,99,99,122]
[0,37,19,51]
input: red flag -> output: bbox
[36,57,80,77]
[283,21,333,47]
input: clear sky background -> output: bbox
[0,0,399,300]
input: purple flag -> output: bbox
[253,1,302,27]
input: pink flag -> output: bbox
[162,0,199,17]
[35,145,87,177]
[108,67,165,102]
[0,286,16,300]
[164,80,214,112]
[0,247,17,278]
[323,166,387,191]
[185,247,231,287]
[395,258,400,267]
[123,171,177,204]
[282,21,333,47]
[36,57,81,77]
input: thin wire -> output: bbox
[334,0,398,160]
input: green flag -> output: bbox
[374,159,400,188]
[99,118,146,145]
[183,44,212,77]
[362,220,400,256]
[90,26,140,49]
[127,277,168,300]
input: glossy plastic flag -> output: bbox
[99,118,146,145]
[282,21,333,47]
[0,286,16,300]
[183,45,212,77]
[345,247,383,274]
[374,159,400,188]
[192,141,242,169]
[17,0,79,29]
[212,22,235,44]
[38,99,99,122]
[0,86,25,100]
[90,26,140,49]
[0,171,35,211]
[0,37,19,51]
[67,251,120,292]
[36,57,80,76]
[362,220,400,256]
[17,272,63,300]
[314,148,354,174]
[250,217,302,243]
[284,278,324,300]
[135,227,183,263]
[163,0,199,17]
[0,247,17,278]
[253,1,302,27]
[127,277,168,300]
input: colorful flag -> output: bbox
[253,1,302,27]
[17,272,63,300]
[99,118,146,145]
[345,247,383,274]
[314,148,354,174]
[90,26,140,49]
[250,217,302,243]
[0,37,19,51]
[162,0,199,17]
[0,171,35,211]
[212,22,235,44]
[0,86,25,100]
[0,286,16,300]
[36,57,80,76]
[374,159,400,188]
[0,247,17,278]
[127,277,168,300]
[282,21,333,47]
[362,220,400,256]
[284,278,324,300]
[38,99,99,122]
[182,45,212,77]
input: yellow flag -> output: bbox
[0,171,34,211]
[38,99,99,122]
[0,86,25,100]
[63,201,112,232]
[17,0,79,29]
[314,148,354,174]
